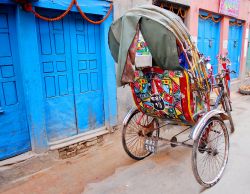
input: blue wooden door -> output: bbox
[37,10,104,141]
[70,13,104,132]
[246,34,250,73]
[0,6,31,160]
[228,24,242,79]
[198,16,220,74]
[37,9,77,141]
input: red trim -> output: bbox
[142,67,164,74]
[136,113,145,125]
[179,73,193,122]
[130,83,144,113]
[190,86,194,114]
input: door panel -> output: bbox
[246,34,250,73]
[228,25,242,79]
[70,14,104,132]
[0,6,31,160]
[37,10,104,140]
[198,17,220,74]
[37,10,77,141]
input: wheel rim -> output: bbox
[123,111,159,159]
[194,119,229,186]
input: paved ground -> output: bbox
[83,92,250,194]
[0,131,135,194]
[1,92,250,194]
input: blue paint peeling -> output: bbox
[0,0,116,160]
[100,12,117,127]
[16,7,49,153]
[0,6,31,160]
[198,13,221,75]
[228,23,242,79]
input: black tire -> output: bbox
[192,117,229,187]
[122,109,160,160]
[222,96,235,133]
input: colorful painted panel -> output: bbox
[131,68,193,123]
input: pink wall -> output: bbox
[185,0,250,77]
[187,0,249,36]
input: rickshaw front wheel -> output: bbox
[122,109,160,160]
[192,117,229,187]
[222,96,235,133]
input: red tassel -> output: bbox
[23,3,33,12]
[222,63,227,69]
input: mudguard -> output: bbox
[189,109,229,141]
[123,107,138,126]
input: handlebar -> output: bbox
[199,56,211,64]
[213,69,235,80]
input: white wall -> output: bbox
[113,0,152,123]
[114,0,152,19]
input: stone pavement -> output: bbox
[0,130,135,194]
[83,92,250,194]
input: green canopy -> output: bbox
[108,5,194,86]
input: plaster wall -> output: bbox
[186,0,250,78]
[114,0,152,19]
[113,0,152,123]
[187,0,250,36]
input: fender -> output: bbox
[123,107,139,126]
[189,109,229,141]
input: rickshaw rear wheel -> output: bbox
[192,117,229,187]
[122,109,160,160]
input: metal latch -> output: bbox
[209,39,213,48]
[234,40,237,48]
[0,108,4,114]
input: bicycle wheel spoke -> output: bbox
[193,118,229,187]
[122,110,160,160]
[125,135,138,145]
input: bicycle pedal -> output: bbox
[144,137,158,153]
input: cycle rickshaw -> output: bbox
[108,5,234,187]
